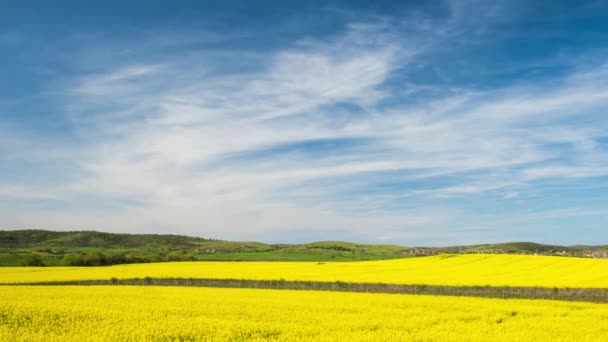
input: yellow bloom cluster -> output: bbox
[1,286,607,341]
[2,254,608,288]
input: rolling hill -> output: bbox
[1,229,607,266]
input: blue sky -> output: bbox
[2,1,608,245]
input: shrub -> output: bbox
[21,254,45,267]
[62,254,84,266]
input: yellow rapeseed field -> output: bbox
[1,286,608,341]
[2,254,608,288]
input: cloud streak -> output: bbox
[3,6,608,245]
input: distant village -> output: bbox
[406,248,608,259]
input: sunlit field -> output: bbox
[2,254,608,288]
[2,286,608,342]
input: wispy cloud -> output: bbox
[3,4,608,245]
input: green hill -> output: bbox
[1,230,607,266]
[0,230,412,266]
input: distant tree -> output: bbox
[81,253,108,266]
[167,251,194,261]
[21,254,45,267]
[62,253,84,266]
[107,253,127,265]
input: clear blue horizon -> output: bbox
[1,1,608,246]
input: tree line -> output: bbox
[20,251,196,267]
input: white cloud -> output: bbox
[4,18,608,244]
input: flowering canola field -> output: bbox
[1,285,608,341]
[2,254,608,288]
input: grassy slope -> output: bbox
[1,229,607,266]
[0,230,411,265]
